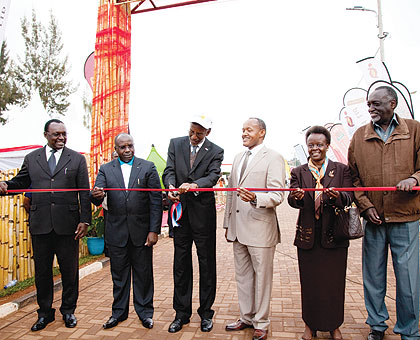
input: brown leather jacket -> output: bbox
[348,115,420,223]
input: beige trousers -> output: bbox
[233,241,276,331]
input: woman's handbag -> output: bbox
[333,203,364,240]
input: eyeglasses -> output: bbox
[47,132,67,138]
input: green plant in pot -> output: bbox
[83,207,105,255]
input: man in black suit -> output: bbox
[90,133,162,330]
[0,119,91,331]
[163,115,224,333]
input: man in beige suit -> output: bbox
[224,117,285,340]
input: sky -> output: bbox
[2,0,420,165]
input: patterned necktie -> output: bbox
[48,149,57,174]
[190,145,198,167]
[308,158,328,220]
[239,151,251,182]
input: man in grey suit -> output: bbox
[90,133,162,330]
[224,118,285,340]
[163,115,224,333]
[0,119,91,331]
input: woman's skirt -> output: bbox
[297,225,348,331]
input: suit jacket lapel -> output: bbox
[191,139,211,172]
[231,152,242,186]
[239,146,266,185]
[111,159,127,195]
[54,147,71,176]
[182,137,191,171]
[302,165,314,200]
[128,158,142,195]
[36,147,51,176]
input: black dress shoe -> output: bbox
[103,316,121,329]
[31,315,55,331]
[168,318,189,333]
[63,314,77,328]
[141,317,154,329]
[201,318,213,332]
[367,330,385,340]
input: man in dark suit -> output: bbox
[90,133,162,330]
[163,115,224,333]
[0,119,91,331]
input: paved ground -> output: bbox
[0,203,410,340]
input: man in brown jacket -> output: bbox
[348,86,420,340]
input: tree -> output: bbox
[0,41,23,124]
[14,10,76,116]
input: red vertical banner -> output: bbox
[90,0,131,185]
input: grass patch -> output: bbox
[0,254,104,298]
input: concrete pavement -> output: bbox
[0,203,407,339]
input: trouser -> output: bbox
[108,237,154,321]
[363,220,420,340]
[172,208,216,322]
[32,231,79,318]
[233,241,276,331]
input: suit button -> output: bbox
[51,179,54,182]
[236,210,239,213]
[237,194,239,197]
[384,191,388,195]
[51,203,55,206]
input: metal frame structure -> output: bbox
[114,0,218,14]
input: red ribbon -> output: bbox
[5,186,420,193]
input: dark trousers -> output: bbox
[173,207,216,321]
[108,237,154,321]
[31,231,79,318]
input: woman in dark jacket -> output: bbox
[288,126,354,340]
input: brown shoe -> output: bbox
[225,320,253,331]
[253,329,268,340]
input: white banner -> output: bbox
[340,88,370,138]
[0,0,11,44]
[357,57,391,88]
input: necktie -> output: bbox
[239,151,251,182]
[190,145,198,167]
[48,149,57,174]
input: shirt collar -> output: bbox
[45,145,63,157]
[118,157,134,166]
[190,137,206,151]
[373,113,399,131]
[247,143,264,155]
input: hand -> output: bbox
[178,182,198,194]
[168,185,180,202]
[91,186,105,199]
[290,188,304,201]
[237,187,255,202]
[145,232,158,247]
[74,222,88,240]
[0,181,8,194]
[364,207,382,225]
[325,187,339,200]
[396,177,417,192]
[224,228,233,242]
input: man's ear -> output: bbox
[206,128,211,136]
[390,99,397,110]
